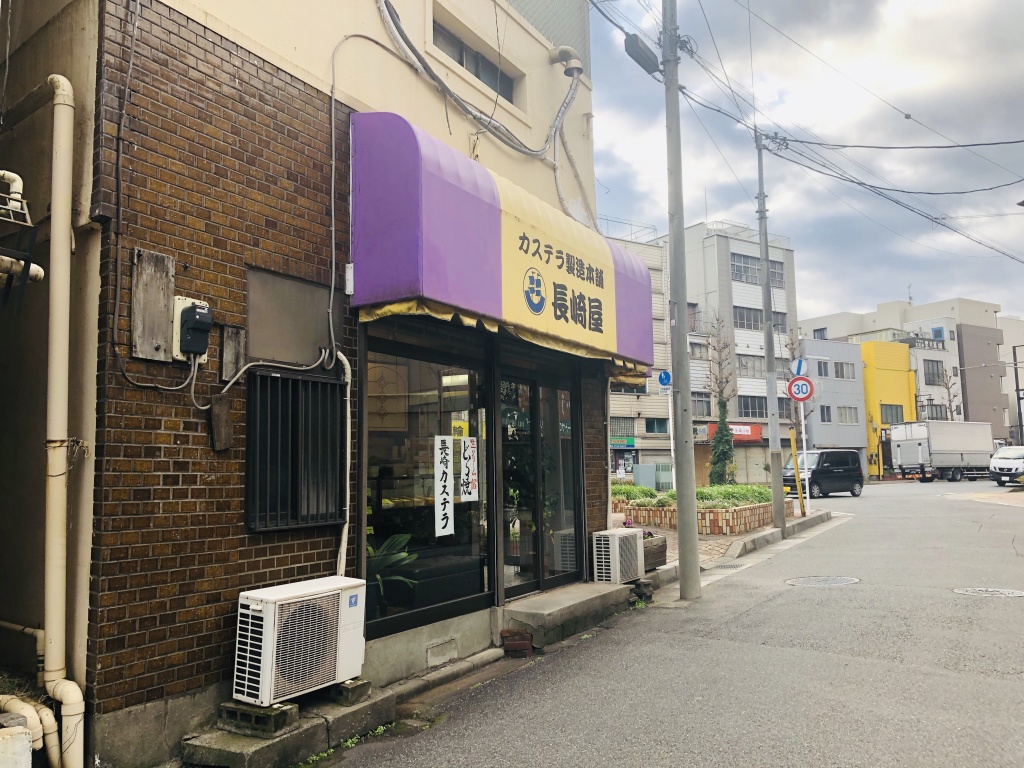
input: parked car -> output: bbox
[989,447,1024,486]
[783,449,864,498]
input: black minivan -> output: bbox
[782,449,864,498]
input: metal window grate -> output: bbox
[247,370,346,532]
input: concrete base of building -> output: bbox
[90,681,230,768]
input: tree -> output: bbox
[709,394,734,484]
[938,365,961,420]
[706,310,735,484]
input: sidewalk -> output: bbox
[611,507,822,566]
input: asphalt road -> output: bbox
[340,481,1024,767]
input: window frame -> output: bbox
[834,361,856,380]
[820,405,832,423]
[923,359,944,386]
[737,354,765,379]
[812,328,828,340]
[433,22,515,103]
[730,253,761,285]
[692,391,713,419]
[738,395,768,419]
[881,404,904,424]
[645,417,669,434]
[769,260,785,289]
[246,369,347,532]
[837,406,859,425]
[817,360,830,378]
[609,416,636,437]
[733,306,763,331]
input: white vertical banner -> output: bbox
[459,437,479,501]
[434,436,454,538]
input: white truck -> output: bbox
[891,420,994,483]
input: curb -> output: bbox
[383,648,507,704]
[724,509,833,558]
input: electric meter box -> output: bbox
[172,296,212,363]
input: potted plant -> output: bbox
[366,534,417,619]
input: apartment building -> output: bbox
[799,338,869,472]
[801,299,1009,441]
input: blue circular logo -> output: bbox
[523,268,546,315]
[658,370,671,386]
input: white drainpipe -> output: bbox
[0,621,44,685]
[0,168,25,210]
[31,702,61,768]
[0,696,43,751]
[41,73,85,768]
[335,351,353,576]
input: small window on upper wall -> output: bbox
[813,328,828,340]
[949,330,956,341]
[433,22,515,103]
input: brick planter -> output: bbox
[643,535,667,571]
[628,500,794,535]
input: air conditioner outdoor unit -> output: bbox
[233,575,366,707]
[551,529,577,572]
[592,529,643,583]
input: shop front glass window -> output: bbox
[365,351,489,622]
[540,387,577,579]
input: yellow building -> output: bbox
[861,342,918,478]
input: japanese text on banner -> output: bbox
[459,437,479,501]
[434,436,453,538]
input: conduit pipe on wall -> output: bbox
[41,73,86,768]
[0,621,45,685]
[0,696,43,750]
[335,350,354,577]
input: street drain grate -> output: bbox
[953,588,1024,597]
[786,576,860,587]
[714,564,744,570]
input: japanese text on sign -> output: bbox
[460,437,479,501]
[434,436,453,537]
[519,232,605,336]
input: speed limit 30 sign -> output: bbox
[787,375,814,402]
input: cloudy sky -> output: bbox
[587,0,1024,321]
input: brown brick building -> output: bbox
[0,2,651,765]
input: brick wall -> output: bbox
[628,500,795,535]
[89,0,358,715]
[582,367,609,559]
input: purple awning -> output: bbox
[351,112,653,368]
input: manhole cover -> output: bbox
[786,576,860,587]
[714,563,743,570]
[953,588,1024,597]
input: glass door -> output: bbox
[501,376,581,599]
[501,379,539,595]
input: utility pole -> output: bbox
[756,132,786,535]
[663,0,701,600]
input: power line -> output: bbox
[684,97,754,204]
[680,56,1024,258]
[729,0,1024,183]
[790,137,1024,151]
[589,0,1024,266]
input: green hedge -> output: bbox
[610,484,658,501]
[695,484,771,505]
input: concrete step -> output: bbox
[181,689,395,768]
[501,582,632,647]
